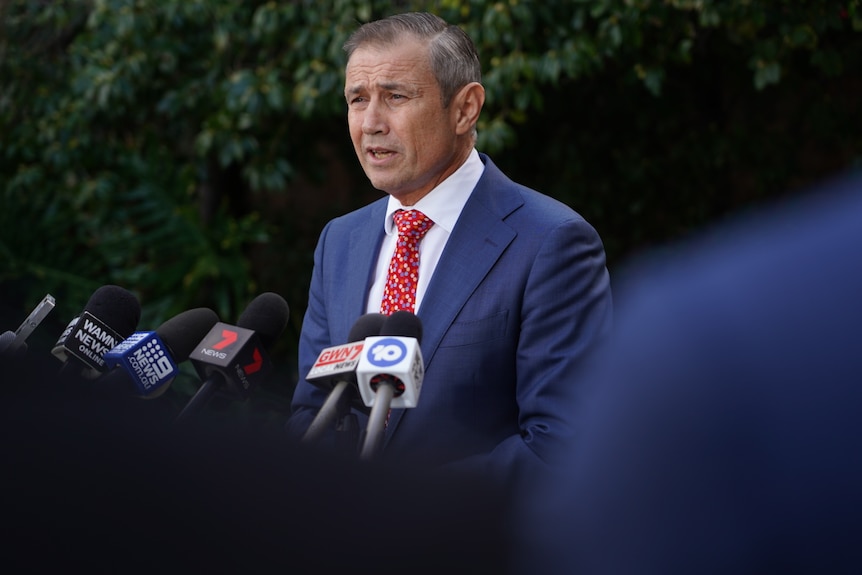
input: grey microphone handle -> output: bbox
[302,380,349,443]
[359,383,395,461]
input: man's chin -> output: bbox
[364,173,401,195]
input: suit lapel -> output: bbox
[419,199,517,365]
[337,201,387,338]
[383,157,523,438]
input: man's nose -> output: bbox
[361,98,388,135]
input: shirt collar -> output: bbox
[384,148,485,235]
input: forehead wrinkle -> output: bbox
[345,45,433,96]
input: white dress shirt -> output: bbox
[365,148,485,314]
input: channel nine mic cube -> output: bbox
[190,322,272,400]
[356,336,424,409]
[104,331,179,396]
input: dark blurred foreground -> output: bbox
[0,351,510,574]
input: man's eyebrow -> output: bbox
[379,81,413,92]
[345,81,419,96]
[382,81,423,96]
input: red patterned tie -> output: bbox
[380,209,434,315]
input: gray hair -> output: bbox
[343,12,482,108]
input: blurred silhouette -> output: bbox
[0,350,508,574]
[517,169,862,574]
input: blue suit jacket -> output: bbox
[287,154,613,483]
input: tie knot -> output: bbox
[393,210,434,239]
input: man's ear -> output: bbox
[452,82,485,136]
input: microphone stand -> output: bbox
[303,381,349,443]
[359,383,395,461]
[334,412,360,456]
[174,377,220,425]
[303,381,361,456]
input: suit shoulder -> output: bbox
[476,154,594,228]
[519,185,590,223]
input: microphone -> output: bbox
[52,285,141,381]
[0,294,55,357]
[174,292,289,424]
[356,311,424,460]
[100,307,220,398]
[302,313,388,444]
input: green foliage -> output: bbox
[2,0,860,421]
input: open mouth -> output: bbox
[370,150,393,159]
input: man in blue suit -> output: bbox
[285,12,613,485]
[517,170,862,573]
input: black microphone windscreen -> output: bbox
[156,307,220,361]
[237,292,289,349]
[84,285,141,339]
[348,313,387,343]
[380,310,423,343]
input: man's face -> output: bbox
[345,38,463,205]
